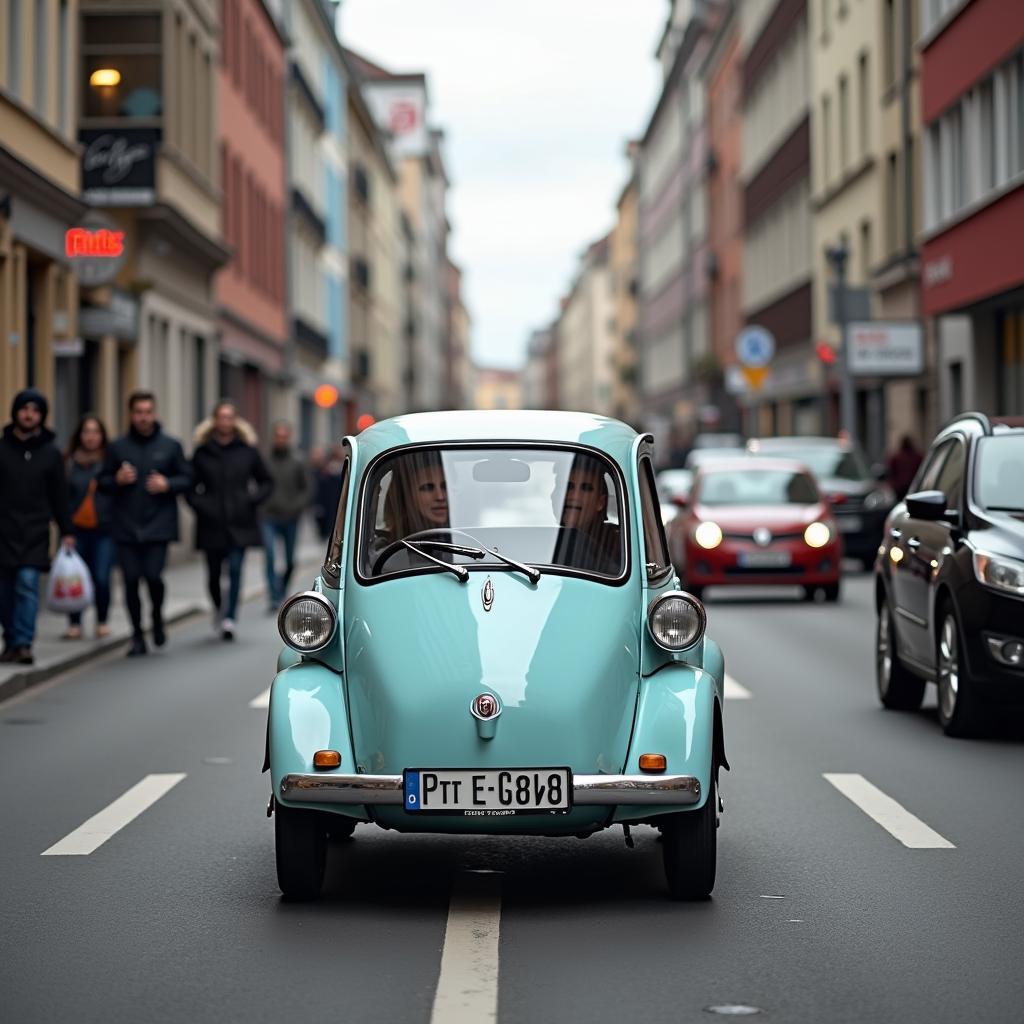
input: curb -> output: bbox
[0,555,322,707]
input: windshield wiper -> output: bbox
[985,506,1024,513]
[415,539,540,584]
[399,541,469,582]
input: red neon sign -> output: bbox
[65,227,125,259]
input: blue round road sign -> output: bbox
[735,326,776,368]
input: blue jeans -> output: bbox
[262,519,298,607]
[69,529,115,627]
[0,566,42,650]
[206,547,245,621]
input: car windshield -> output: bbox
[358,446,626,580]
[754,445,869,481]
[975,435,1024,512]
[698,468,820,506]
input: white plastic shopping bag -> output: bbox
[46,546,94,614]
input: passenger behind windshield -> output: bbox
[552,455,620,575]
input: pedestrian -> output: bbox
[99,391,192,657]
[887,434,924,500]
[262,421,312,612]
[188,400,272,641]
[0,389,75,665]
[63,414,115,640]
[313,443,346,541]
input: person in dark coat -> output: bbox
[99,391,192,657]
[262,421,312,611]
[64,414,115,640]
[0,389,74,665]
[187,401,272,641]
[887,434,924,500]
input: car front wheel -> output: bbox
[275,802,327,901]
[936,606,983,738]
[661,780,717,901]
[876,598,925,710]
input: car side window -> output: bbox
[934,440,966,506]
[323,458,351,587]
[917,441,953,492]
[638,456,671,581]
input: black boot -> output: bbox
[127,634,148,657]
[152,612,166,648]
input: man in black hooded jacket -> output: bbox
[0,389,74,665]
[99,391,191,656]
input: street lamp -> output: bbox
[824,241,857,447]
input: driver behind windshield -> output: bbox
[552,455,620,575]
[370,453,452,570]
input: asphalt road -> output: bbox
[2,573,1023,1024]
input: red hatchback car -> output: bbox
[669,457,843,602]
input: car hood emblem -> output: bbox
[482,576,494,611]
[753,527,772,546]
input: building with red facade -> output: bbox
[217,0,288,437]
[920,0,1024,420]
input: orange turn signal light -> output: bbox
[638,753,667,773]
[313,749,341,770]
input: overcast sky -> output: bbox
[340,1,667,370]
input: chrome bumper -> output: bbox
[279,772,700,806]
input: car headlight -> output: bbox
[647,591,707,652]
[804,521,832,548]
[972,551,1024,597]
[278,591,338,653]
[694,521,723,549]
[863,486,895,512]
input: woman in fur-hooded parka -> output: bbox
[187,415,272,551]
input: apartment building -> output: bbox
[739,0,817,438]
[217,0,288,438]
[445,257,472,409]
[0,0,85,432]
[919,0,1024,420]
[608,173,640,427]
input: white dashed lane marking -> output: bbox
[431,871,502,1024]
[724,674,752,700]
[41,773,187,856]
[823,773,955,849]
[249,686,271,709]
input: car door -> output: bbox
[900,438,965,664]
[888,440,951,662]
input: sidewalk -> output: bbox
[0,537,324,704]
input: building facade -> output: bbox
[919,0,1024,421]
[0,0,85,435]
[75,0,228,443]
[217,0,288,439]
[282,0,348,451]
[739,0,818,439]
[608,173,640,427]
[703,0,744,433]
[445,257,472,409]
[473,365,521,411]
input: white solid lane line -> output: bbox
[823,773,955,849]
[431,871,502,1024]
[249,686,271,709]
[41,773,187,856]
[724,674,752,700]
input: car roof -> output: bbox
[697,456,812,474]
[351,410,641,467]
[747,436,847,449]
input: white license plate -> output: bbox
[837,516,863,533]
[403,768,572,816]
[738,550,792,568]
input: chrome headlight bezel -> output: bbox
[277,591,338,654]
[972,551,1024,598]
[647,591,707,652]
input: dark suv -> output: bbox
[874,413,1024,736]
[746,436,895,568]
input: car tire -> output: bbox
[860,555,875,572]
[275,802,327,901]
[661,780,716,901]
[936,604,984,738]
[329,817,357,840]
[876,598,925,710]
[802,585,817,602]
[823,582,841,603]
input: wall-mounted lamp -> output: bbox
[89,68,121,88]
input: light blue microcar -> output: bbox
[266,411,728,900]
